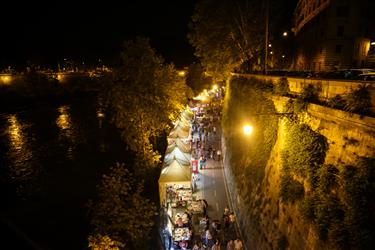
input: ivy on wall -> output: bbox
[223,76,375,249]
[281,119,328,189]
[222,76,278,191]
[298,159,375,249]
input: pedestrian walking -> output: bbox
[234,239,243,250]
[217,150,221,161]
[226,240,235,250]
[211,239,221,250]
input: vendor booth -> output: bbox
[159,160,192,206]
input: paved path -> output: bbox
[192,112,241,247]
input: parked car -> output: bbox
[353,72,375,81]
[345,69,375,79]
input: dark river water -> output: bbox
[0,96,132,249]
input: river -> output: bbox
[0,96,132,249]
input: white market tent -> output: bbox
[175,119,190,130]
[168,125,189,139]
[164,148,191,166]
[159,160,192,205]
[166,139,190,153]
[181,108,194,120]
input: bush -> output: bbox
[327,95,346,110]
[274,77,290,96]
[343,84,372,116]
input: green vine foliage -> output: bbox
[222,76,278,191]
[279,171,304,202]
[299,158,375,249]
[341,158,375,249]
[281,119,328,189]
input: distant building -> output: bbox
[292,0,375,71]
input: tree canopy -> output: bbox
[88,163,157,249]
[105,37,192,164]
[188,0,264,81]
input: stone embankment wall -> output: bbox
[222,93,375,249]
[232,73,375,111]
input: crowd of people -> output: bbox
[166,89,245,250]
[188,99,244,250]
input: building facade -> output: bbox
[293,0,375,71]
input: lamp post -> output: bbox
[264,0,269,75]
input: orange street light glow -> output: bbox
[243,125,253,135]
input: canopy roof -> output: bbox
[181,108,193,120]
[166,139,190,153]
[167,136,190,146]
[159,160,191,184]
[175,118,190,129]
[168,125,189,138]
[164,148,191,166]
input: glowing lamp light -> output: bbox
[268,43,272,47]
[1,76,11,84]
[178,71,186,77]
[371,42,375,45]
[243,125,253,135]
[212,84,218,90]
[283,31,288,37]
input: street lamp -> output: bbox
[283,31,288,37]
[243,125,253,135]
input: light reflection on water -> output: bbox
[56,106,71,130]
[0,97,159,249]
[5,114,35,181]
[56,105,76,160]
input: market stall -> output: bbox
[158,160,192,206]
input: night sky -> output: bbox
[0,1,196,68]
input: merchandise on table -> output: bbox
[173,227,191,241]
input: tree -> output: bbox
[185,62,212,95]
[88,234,125,250]
[104,37,191,164]
[188,0,264,81]
[88,163,157,249]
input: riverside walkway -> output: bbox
[191,100,244,249]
